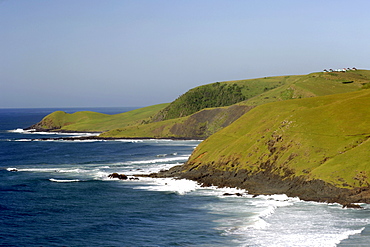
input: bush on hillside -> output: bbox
[152,82,246,121]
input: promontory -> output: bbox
[29,69,370,206]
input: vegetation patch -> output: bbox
[152,82,247,121]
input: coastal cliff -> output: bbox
[151,89,370,206]
[28,70,370,205]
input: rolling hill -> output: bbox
[30,70,370,140]
[28,103,169,132]
[100,70,370,139]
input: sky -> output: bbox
[1,0,369,108]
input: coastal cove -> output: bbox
[1,108,370,246]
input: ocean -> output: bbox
[1,107,369,247]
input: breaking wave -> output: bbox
[7,128,100,136]
[49,178,80,183]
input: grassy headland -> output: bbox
[29,69,370,205]
[30,70,370,140]
[151,88,370,206]
[181,89,370,188]
[28,103,169,132]
[100,70,370,139]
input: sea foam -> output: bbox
[6,162,369,247]
[8,128,27,133]
[223,196,370,247]
[134,177,201,195]
[8,128,100,136]
[49,178,80,183]
[125,155,189,165]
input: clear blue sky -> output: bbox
[1,0,369,108]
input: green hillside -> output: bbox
[151,75,289,122]
[241,70,370,106]
[100,104,253,139]
[29,70,370,139]
[29,103,169,132]
[181,89,370,189]
[100,70,370,139]
[152,83,248,121]
[153,70,370,122]
[28,70,370,204]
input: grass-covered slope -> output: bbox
[181,89,370,189]
[151,75,291,122]
[152,70,370,122]
[101,70,370,139]
[100,104,253,139]
[29,103,169,132]
[29,70,370,137]
[241,70,370,106]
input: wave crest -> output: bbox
[49,178,80,183]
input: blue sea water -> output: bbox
[1,108,370,247]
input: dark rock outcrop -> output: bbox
[145,164,369,208]
[108,173,128,180]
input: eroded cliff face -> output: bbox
[168,105,254,139]
[99,104,255,139]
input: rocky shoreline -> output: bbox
[27,129,370,209]
[141,164,370,208]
